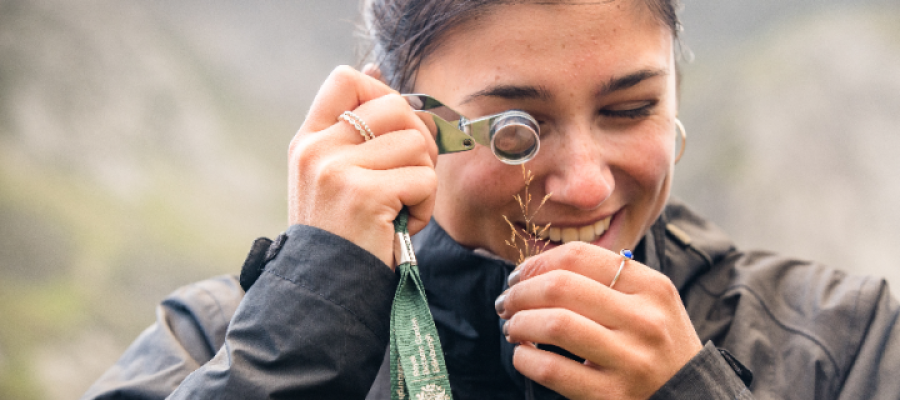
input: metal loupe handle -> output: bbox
[403,94,540,165]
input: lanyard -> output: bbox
[390,208,454,400]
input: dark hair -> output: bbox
[361,0,682,92]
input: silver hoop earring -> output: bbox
[675,119,687,164]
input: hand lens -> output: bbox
[403,94,540,165]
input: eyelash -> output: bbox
[533,100,658,126]
[599,100,658,119]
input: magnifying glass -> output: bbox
[404,94,540,165]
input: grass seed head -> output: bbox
[502,165,552,264]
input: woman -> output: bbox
[83,0,900,399]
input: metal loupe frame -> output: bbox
[403,94,540,164]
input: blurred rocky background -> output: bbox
[0,0,897,398]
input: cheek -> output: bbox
[621,129,675,198]
[434,148,523,239]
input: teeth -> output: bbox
[561,227,579,244]
[544,216,612,244]
[578,225,594,242]
[549,226,561,242]
[594,218,610,236]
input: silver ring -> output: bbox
[609,249,633,289]
[339,111,375,141]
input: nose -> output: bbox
[541,124,614,211]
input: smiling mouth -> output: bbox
[534,216,612,244]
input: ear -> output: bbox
[362,63,388,85]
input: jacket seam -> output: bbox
[263,268,386,343]
[695,282,840,372]
[191,282,231,355]
[193,283,230,331]
[835,275,882,396]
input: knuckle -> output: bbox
[542,312,571,341]
[557,241,591,266]
[648,272,679,301]
[383,92,407,108]
[540,271,574,303]
[405,128,429,151]
[633,308,668,342]
[523,254,550,278]
[313,157,345,187]
[625,347,656,379]
[658,276,680,299]
[644,310,668,334]
[330,65,357,82]
[529,358,561,386]
[421,167,438,191]
[289,129,310,153]
[288,136,303,160]
[289,138,320,173]
[631,305,654,326]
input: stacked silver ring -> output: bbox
[340,111,375,141]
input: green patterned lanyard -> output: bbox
[390,208,454,400]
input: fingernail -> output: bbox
[502,320,509,336]
[507,269,521,287]
[494,293,506,315]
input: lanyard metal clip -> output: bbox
[394,231,417,267]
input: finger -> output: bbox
[515,242,654,295]
[343,94,438,164]
[346,164,436,236]
[499,269,631,330]
[362,62,386,83]
[406,189,436,236]
[504,308,623,369]
[340,129,434,171]
[366,163,437,236]
[306,165,436,264]
[387,165,437,214]
[303,65,398,133]
[513,344,618,400]
[332,165,435,221]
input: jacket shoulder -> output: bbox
[81,275,244,399]
[662,200,898,397]
[691,245,891,397]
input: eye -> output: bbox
[600,100,658,119]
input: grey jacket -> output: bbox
[82,201,900,399]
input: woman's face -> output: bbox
[414,1,678,261]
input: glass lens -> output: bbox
[490,111,540,164]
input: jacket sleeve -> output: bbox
[82,224,399,400]
[80,275,244,399]
[835,278,900,400]
[648,341,754,400]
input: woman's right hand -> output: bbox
[288,66,438,268]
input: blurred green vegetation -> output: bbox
[0,0,297,397]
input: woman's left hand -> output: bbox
[496,242,703,400]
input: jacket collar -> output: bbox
[413,198,736,298]
[409,200,736,399]
[657,198,736,292]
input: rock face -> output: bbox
[0,0,898,399]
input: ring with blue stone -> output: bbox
[609,249,633,290]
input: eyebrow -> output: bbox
[598,69,668,96]
[460,68,667,105]
[460,84,552,104]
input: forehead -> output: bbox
[416,1,672,98]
